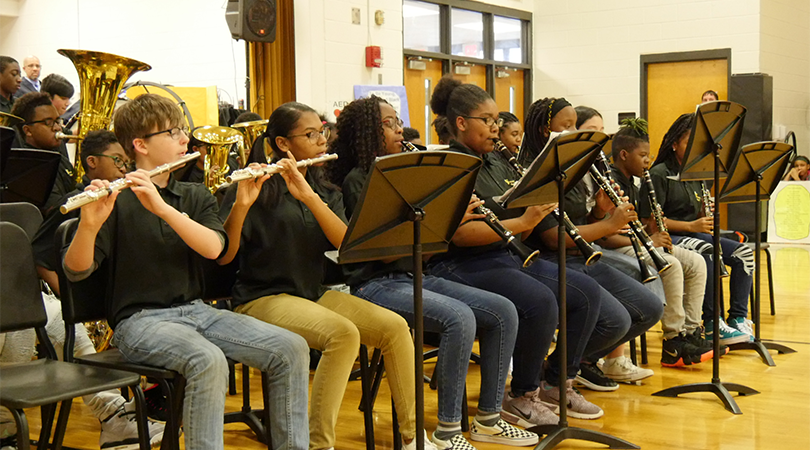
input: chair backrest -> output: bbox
[0,202,43,241]
[55,219,110,325]
[0,222,49,333]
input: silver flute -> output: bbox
[61,152,201,214]
[225,153,339,183]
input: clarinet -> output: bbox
[590,152,672,273]
[642,170,673,254]
[494,140,602,265]
[701,182,730,278]
[403,141,539,267]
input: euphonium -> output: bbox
[192,126,243,193]
[58,49,151,182]
[231,118,269,166]
[0,111,23,128]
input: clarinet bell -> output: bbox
[584,249,602,266]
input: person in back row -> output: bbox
[0,56,21,113]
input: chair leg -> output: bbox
[10,408,30,450]
[261,371,273,449]
[358,345,375,450]
[766,248,775,315]
[640,332,648,365]
[460,384,469,432]
[34,403,55,450]
[629,338,637,367]
[391,398,401,450]
[50,399,73,450]
[228,360,238,395]
[129,384,151,450]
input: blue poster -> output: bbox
[353,85,411,128]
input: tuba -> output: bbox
[192,126,243,193]
[58,49,151,182]
[232,119,269,165]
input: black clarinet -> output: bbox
[403,141,539,267]
[494,140,602,265]
[642,170,673,255]
[590,152,672,273]
[701,181,730,278]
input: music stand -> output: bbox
[326,151,481,450]
[719,141,797,365]
[502,131,637,450]
[0,146,62,208]
[652,101,759,414]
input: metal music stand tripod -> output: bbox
[326,151,481,450]
[500,131,637,449]
[719,141,797,365]
[652,101,759,414]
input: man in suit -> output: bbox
[14,55,41,99]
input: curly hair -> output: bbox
[433,115,453,144]
[10,92,54,134]
[327,96,387,186]
[653,113,693,167]
[613,118,649,155]
[520,97,555,167]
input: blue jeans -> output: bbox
[673,233,752,321]
[352,273,518,422]
[597,247,666,304]
[113,300,310,450]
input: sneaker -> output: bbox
[431,432,477,450]
[661,334,713,367]
[470,418,538,446]
[727,317,755,338]
[601,356,654,382]
[0,436,16,450]
[687,328,727,355]
[536,380,603,420]
[100,400,165,449]
[404,430,439,450]
[575,363,619,392]
[501,390,559,428]
[705,319,751,345]
[143,385,169,423]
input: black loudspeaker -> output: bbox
[727,73,773,236]
[225,0,277,43]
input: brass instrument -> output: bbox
[642,170,672,254]
[232,119,269,164]
[192,126,243,192]
[0,111,23,128]
[701,181,730,278]
[61,152,200,214]
[494,140,602,265]
[226,153,339,183]
[58,49,152,182]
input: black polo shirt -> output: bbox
[0,93,12,114]
[525,178,594,253]
[63,176,226,329]
[221,173,348,306]
[33,176,89,270]
[638,158,703,222]
[610,166,640,211]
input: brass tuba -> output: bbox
[58,49,151,182]
[232,119,269,164]
[192,126,243,192]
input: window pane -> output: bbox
[494,16,523,64]
[403,0,441,52]
[451,9,483,59]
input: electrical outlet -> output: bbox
[352,8,361,25]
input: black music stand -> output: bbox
[502,131,637,450]
[0,145,62,208]
[652,101,759,414]
[326,151,481,450]
[719,141,797,365]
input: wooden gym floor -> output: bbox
[24,244,810,449]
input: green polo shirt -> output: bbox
[221,172,347,306]
[638,158,704,222]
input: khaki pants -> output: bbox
[236,290,416,450]
[613,245,706,339]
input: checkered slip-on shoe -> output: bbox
[470,418,539,446]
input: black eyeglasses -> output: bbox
[287,128,330,143]
[144,126,189,140]
[91,154,130,170]
[462,116,503,128]
[381,117,404,130]
[26,117,62,128]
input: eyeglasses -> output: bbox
[381,117,404,130]
[287,128,330,143]
[26,117,62,128]
[92,154,130,170]
[144,126,189,140]
[462,116,503,128]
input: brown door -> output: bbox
[452,63,486,90]
[403,58,444,145]
[494,68,524,122]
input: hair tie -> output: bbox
[547,98,572,129]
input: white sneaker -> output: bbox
[403,430,439,450]
[99,400,164,449]
[601,356,654,382]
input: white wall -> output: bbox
[531,0,763,134]
[0,0,247,112]
[760,0,810,156]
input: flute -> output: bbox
[226,153,338,183]
[60,152,200,214]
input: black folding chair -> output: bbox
[0,202,42,239]
[0,222,150,450]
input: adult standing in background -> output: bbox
[14,55,42,99]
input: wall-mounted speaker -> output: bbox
[225,0,277,43]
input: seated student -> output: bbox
[642,113,754,345]
[402,126,423,146]
[521,98,663,387]
[427,76,606,426]
[433,115,453,145]
[0,56,20,113]
[63,93,310,450]
[328,96,537,450]
[10,92,75,216]
[701,90,719,103]
[784,155,809,181]
[41,73,74,117]
[217,101,434,450]
[589,117,714,367]
[497,112,523,156]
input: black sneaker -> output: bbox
[575,362,619,391]
[144,384,169,423]
[662,334,713,367]
[688,327,727,355]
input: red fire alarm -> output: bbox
[365,46,382,68]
